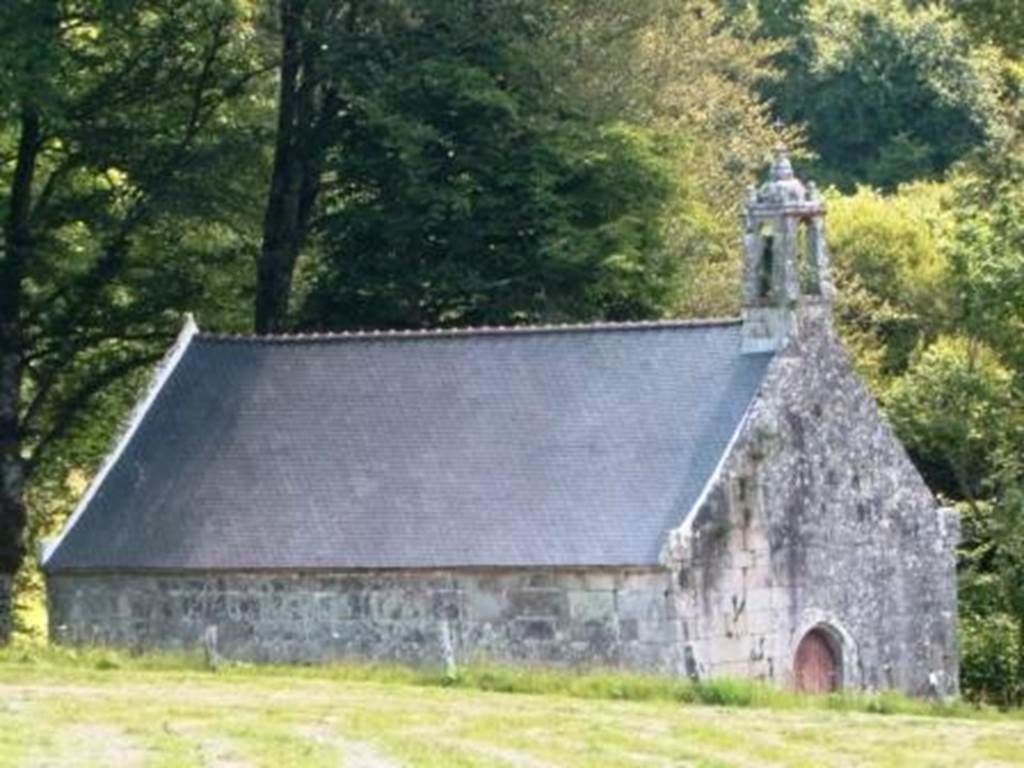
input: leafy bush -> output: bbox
[826,183,951,383]
[960,611,1021,706]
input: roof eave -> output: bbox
[43,562,671,576]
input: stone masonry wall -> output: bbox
[665,307,959,696]
[47,568,681,671]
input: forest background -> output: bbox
[1,0,1022,705]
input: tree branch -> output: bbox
[25,350,164,476]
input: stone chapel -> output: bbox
[42,149,959,696]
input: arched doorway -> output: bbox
[794,628,839,693]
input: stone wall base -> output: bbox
[48,568,681,672]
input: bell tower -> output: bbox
[741,145,834,353]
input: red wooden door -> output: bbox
[794,629,838,694]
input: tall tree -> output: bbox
[254,0,342,333]
[554,0,789,317]
[0,0,264,641]
[298,1,687,329]
[255,0,787,331]
[734,0,1010,190]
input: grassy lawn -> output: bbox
[1,646,1022,767]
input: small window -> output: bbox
[758,225,774,298]
[797,219,820,295]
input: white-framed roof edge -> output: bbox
[40,313,200,569]
[658,381,761,567]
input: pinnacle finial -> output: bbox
[770,141,793,182]
[768,117,794,181]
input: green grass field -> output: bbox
[1,645,1023,767]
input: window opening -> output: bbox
[758,225,774,298]
[797,219,820,295]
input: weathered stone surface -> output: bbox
[666,308,959,696]
[568,590,615,622]
[48,568,680,671]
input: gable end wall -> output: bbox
[666,308,959,695]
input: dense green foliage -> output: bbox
[943,151,1024,705]
[1,0,1022,705]
[743,0,1011,189]
[952,0,1024,58]
[299,3,684,328]
[0,1,266,638]
[826,183,949,383]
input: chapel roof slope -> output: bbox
[44,319,772,571]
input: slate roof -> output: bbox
[44,320,773,572]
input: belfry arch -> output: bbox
[741,144,834,352]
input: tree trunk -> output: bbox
[255,0,308,334]
[255,0,338,334]
[1017,607,1024,707]
[0,574,11,644]
[0,104,39,644]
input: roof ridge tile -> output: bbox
[196,317,742,344]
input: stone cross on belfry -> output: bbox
[740,139,835,353]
